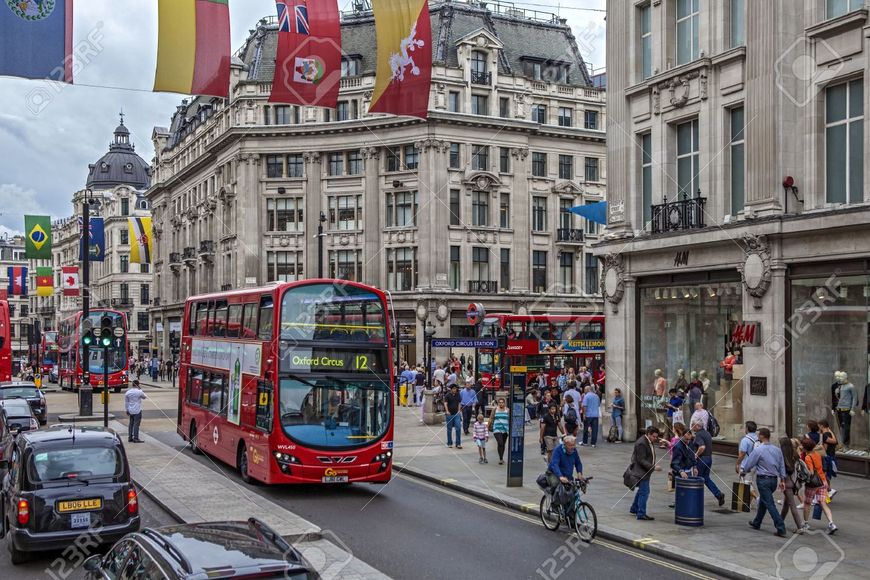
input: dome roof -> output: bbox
[86,117,150,191]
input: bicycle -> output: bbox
[539,476,597,542]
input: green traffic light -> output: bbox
[82,335,93,346]
[101,336,112,347]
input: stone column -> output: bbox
[510,147,530,292]
[362,147,381,287]
[418,139,448,290]
[237,153,262,285]
[303,152,323,278]
[604,0,631,235]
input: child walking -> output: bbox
[473,413,489,464]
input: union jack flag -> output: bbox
[276,0,309,35]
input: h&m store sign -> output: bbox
[731,322,761,347]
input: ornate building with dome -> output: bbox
[31,117,155,357]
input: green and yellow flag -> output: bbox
[35,267,53,297]
[24,215,52,260]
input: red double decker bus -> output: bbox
[178,279,395,485]
[57,310,130,392]
[478,314,605,388]
[0,299,11,382]
[41,330,59,378]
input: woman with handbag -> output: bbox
[489,398,510,465]
[800,437,837,534]
[779,436,807,534]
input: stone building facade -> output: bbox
[147,1,607,365]
[598,0,870,471]
[0,235,30,363]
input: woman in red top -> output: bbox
[800,437,837,534]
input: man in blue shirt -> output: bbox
[547,435,584,490]
[460,377,478,435]
[740,427,787,537]
[581,388,601,447]
[557,368,568,391]
[400,365,415,407]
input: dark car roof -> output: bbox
[21,426,120,447]
[141,520,311,579]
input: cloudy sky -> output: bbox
[0,0,605,237]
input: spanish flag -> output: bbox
[129,217,153,265]
[369,0,432,119]
[153,0,231,98]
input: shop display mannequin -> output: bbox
[699,370,711,409]
[688,371,703,408]
[831,371,858,450]
[674,368,688,393]
[720,350,738,382]
[653,369,667,399]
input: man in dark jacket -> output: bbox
[670,429,698,478]
[626,426,661,521]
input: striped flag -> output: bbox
[62,266,80,297]
[36,267,53,297]
[7,266,27,296]
[154,0,231,98]
[129,217,153,264]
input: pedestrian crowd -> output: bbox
[133,356,177,383]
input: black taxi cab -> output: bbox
[0,425,140,564]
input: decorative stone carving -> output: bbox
[652,85,661,115]
[552,180,583,195]
[514,93,527,118]
[302,151,321,164]
[416,301,428,322]
[435,300,449,323]
[515,300,528,315]
[600,253,626,313]
[699,69,708,100]
[463,171,502,192]
[739,234,772,309]
[510,147,529,160]
[339,234,350,246]
[668,76,691,108]
[435,83,447,110]
[362,146,380,160]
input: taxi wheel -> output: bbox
[238,445,255,485]
[8,536,28,565]
[189,422,201,455]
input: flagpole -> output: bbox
[81,191,92,399]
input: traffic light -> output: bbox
[99,316,113,348]
[81,318,94,347]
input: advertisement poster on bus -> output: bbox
[228,343,243,425]
[539,339,605,353]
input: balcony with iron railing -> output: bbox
[112,297,133,308]
[468,280,498,293]
[220,283,232,291]
[471,70,491,85]
[169,252,181,265]
[182,246,197,263]
[556,228,584,244]
[153,297,161,307]
[199,240,214,255]
[650,193,707,234]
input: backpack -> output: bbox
[564,406,578,424]
[794,457,811,485]
[606,424,619,443]
[708,415,720,437]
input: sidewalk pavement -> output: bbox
[107,419,389,580]
[393,406,869,580]
[136,377,177,389]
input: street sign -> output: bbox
[509,365,527,373]
[466,302,485,326]
[113,327,125,338]
[507,373,526,487]
[430,338,498,349]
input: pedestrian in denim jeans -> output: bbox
[444,385,462,449]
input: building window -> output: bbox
[120,255,129,273]
[386,190,419,227]
[471,94,488,116]
[267,251,303,282]
[120,228,129,245]
[559,198,573,231]
[558,155,573,180]
[327,153,344,176]
[531,104,547,124]
[450,189,461,225]
[288,154,303,177]
[826,79,864,204]
[329,249,362,282]
[532,152,547,177]
[558,107,573,127]
[559,252,574,293]
[120,197,129,216]
[676,118,700,197]
[730,0,745,47]
[140,263,149,274]
[274,106,288,124]
[676,0,700,66]
[266,155,283,178]
[500,248,510,291]
[499,193,510,228]
[640,4,652,80]
[472,247,490,282]
[449,246,460,290]
[341,57,360,76]
[584,157,600,182]
[641,133,653,226]
[140,284,150,305]
[336,101,350,121]
[730,106,745,216]
[404,144,419,170]
[471,50,487,73]
[584,110,599,130]
[532,196,547,231]
[584,201,599,235]
[499,147,510,173]
[827,0,864,19]
[532,251,547,293]
[323,109,331,122]
[120,283,129,301]
[471,145,489,171]
[267,198,303,232]
[584,253,599,294]
[448,91,460,112]
[386,147,401,172]
[328,195,362,230]
[347,151,363,175]
[387,247,417,291]
[137,312,148,331]
[471,191,489,226]
[499,97,510,118]
[449,143,461,168]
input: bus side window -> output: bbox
[188,369,203,405]
[257,297,273,341]
[241,304,257,339]
[255,380,273,432]
[226,305,242,339]
[213,301,228,337]
[194,302,208,336]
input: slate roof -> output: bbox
[86,121,150,190]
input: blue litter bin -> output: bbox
[674,476,704,527]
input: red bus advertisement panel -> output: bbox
[0,300,11,382]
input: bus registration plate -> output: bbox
[322,475,349,483]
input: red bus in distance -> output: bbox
[178,279,395,485]
[478,314,605,388]
[57,310,130,392]
[41,330,59,376]
[0,300,11,382]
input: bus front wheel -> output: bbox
[189,422,201,455]
[238,443,256,485]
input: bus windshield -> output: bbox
[279,377,390,449]
[280,284,386,343]
[78,311,126,373]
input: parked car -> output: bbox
[83,518,320,580]
[0,400,39,435]
[48,368,59,384]
[0,381,47,425]
[0,425,140,564]
[0,409,12,482]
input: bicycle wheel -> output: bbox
[573,502,597,542]
[540,494,561,531]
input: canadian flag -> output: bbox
[62,266,80,297]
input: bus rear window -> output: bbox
[280,284,386,343]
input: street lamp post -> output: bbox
[424,320,436,388]
[79,190,94,416]
[317,211,327,278]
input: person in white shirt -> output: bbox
[690,402,710,431]
[124,380,148,443]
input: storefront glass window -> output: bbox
[791,275,869,455]
[640,282,743,441]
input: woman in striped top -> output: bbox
[488,398,511,465]
[473,414,489,464]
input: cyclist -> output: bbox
[547,435,584,491]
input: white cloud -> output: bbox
[0,183,47,234]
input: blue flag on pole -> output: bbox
[0,0,74,83]
[568,201,608,225]
[78,216,105,262]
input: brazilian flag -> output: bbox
[24,215,52,259]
